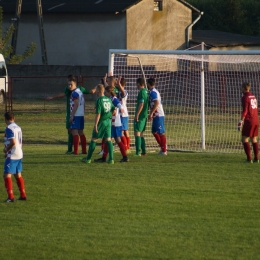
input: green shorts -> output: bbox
[92,118,112,139]
[66,113,70,129]
[134,118,147,133]
[66,118,70,129]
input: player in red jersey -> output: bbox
[238,82,259,163]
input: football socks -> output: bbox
[243,142,252,161]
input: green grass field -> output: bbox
[0,147,260,259]
[0,107,259,259]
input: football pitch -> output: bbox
[0,111,259,259]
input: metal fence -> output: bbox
[1,75,103,113]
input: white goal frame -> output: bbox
[109,49,260,153]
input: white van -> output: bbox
[0,54,8,103]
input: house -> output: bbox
[1,0,202,66]
[190,30,260,51]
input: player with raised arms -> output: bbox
[80,84,115,164]
[238,82,259,163]
[46,75,96,154]
[94,86,129,163]
[134,78,149,156]
[147,78,167,155]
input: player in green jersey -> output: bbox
[134,78,149,156]
[46,74,96,154]
[80,84,115,164]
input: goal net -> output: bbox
[109,49,260,153]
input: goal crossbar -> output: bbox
[109,49,260,153]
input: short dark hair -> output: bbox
[147,78,155,87]
[242,82,250,91]
[136,77,145,86]
[67,74,77,83]
[4,111,14,121]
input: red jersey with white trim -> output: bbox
[149,88,165,118]
[4,122,23,160]
[70,88,85,116]
[241,92,259,125]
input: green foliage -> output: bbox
[0,6,37,64]
[188,0,260,37]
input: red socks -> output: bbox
[121,136,128,150]
[253,142,259,160]
[126,137,130,150]
[73,135,80,154]
[16,176,26,199]
[4,176,26,200]
[153,133,161,146]
[80,135,87,154]
[102,142,108,159]
[5,177,14,200]
[101,138,105,150]
[160,135,167,152]
[243,142,252,161]
[153,133,167,152]
[118,141,127,157]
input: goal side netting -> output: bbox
[109,50,260,153]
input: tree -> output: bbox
[0,6,37,64]
[188,0,260,37]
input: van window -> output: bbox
[0,62,7,76]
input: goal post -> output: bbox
[108,49,260,153]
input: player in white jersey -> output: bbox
[147,78,167,155]
[69,77,87,155]
[3,112,27,202]
[95,86,129,163]
[117,76,131,151]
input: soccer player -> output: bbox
[147,78,167,155]
[46,75,96,154]
[134,78,149,156]
[3,112,27,202]
[117,76,130,151]
[95,86,129,163]
[97,74,118,155]
[69,77,87,155]
[80,84,115,164]
[238,82,259,163]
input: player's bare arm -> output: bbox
[238,97,249,130]
[135,103,144,122]
[45,93,66,100]
[149,99,159,121]
[3,138,15,153]
[117,76,126,96]
[90,87,97,94]
[69,99,79,123]
[103,74,108,87]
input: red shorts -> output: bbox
[242,121,259,137]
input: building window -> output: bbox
[154,0,163,11]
